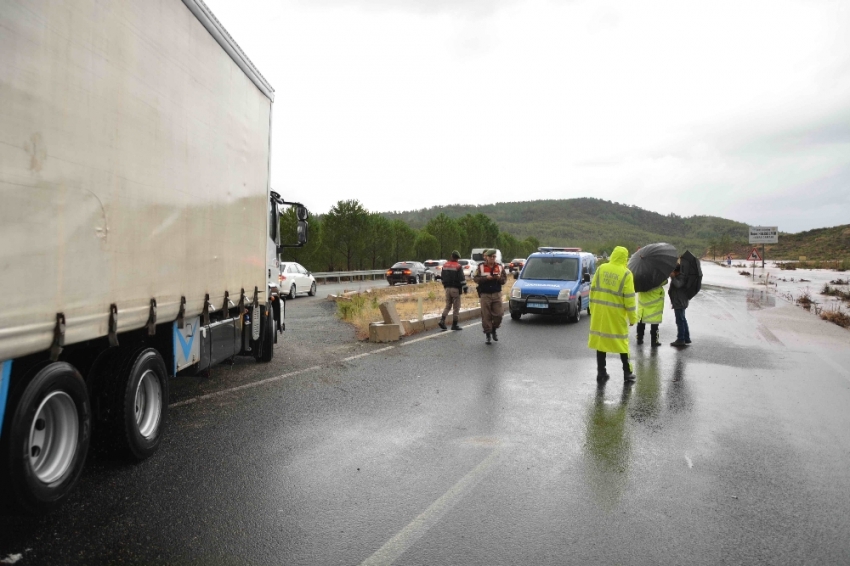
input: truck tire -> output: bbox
[255,305,275,363]
[99,348,168,461]
[510,310,521,320]
[308,282,317,296]
[287,285,296,300]
[0,362,91,514]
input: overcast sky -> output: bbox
[203,0,849,234]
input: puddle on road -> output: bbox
[746,289,776,310]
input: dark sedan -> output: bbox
[386,261,428,285]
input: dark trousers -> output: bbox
[674,309,690,342]
[597,351,631,374]
[636,322,659,343]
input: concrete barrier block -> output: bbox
[369,323,401,343]
[379,302,402,325]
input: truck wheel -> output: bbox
[1,362,91,514]
[308,282,317,296]
[287,285,296,300]
[510,311,521,320]
[100,348,168,461]
[255,306,275,363]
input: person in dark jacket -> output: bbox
[668,261,690,347]
[473,249,507,344]
[438,251,465,331]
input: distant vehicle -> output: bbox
[279,262,317,299]
[509,248,596,322]
[458,259,478,279]
[424,259,447,280]
[471,248,503,266]
[386,261,429,285]
[509,258,526,272]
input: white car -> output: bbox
[424,259,447,280]
[459,259,478,279]
[279,262,317,299]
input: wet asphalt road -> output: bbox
[2,283,850,565]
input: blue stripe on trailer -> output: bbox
[0,360,12,440]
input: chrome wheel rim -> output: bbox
[135,369,162,439]
[29,391,78,484]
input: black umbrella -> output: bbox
[627,243,679,292]
[679,250,703,299]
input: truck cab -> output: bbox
[509,247,596,322]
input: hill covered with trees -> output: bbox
[280,197,848,273]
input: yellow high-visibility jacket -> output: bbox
[587,246,637,353]
[637,281,666,324]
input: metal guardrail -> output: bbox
[312,269,387,283]
[312,269,438,283]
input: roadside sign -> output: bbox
[748,247,762,261]
[749,226,778,244]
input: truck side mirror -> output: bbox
[297,220,308,246]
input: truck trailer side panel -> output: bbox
[0,0,272,361]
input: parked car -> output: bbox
[509,248,596,322]
[458,259,478,279]
[424,259,447,280]
[386,261,429,285]
[279,261,317,299]
[509,258,526,272]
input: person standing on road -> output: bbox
[438,250,465,331]
[669,261,691,347]
[636,281,666,347]
[473,249,507,345]
[588,246,638,382]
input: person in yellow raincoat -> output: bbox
[636,281,666,347]
[588,246,638,382]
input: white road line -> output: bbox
[359,448,503,566]
[343,346,395,361]
[169,365,323,408]
[169,321,480,409]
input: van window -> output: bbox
[521,257,579,281]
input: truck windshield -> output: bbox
[521,257,579,281]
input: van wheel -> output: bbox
[1,362,91,514]
[510,311,521,320]
[98,348,168,461]
[570,303,582,323]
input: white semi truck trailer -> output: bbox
[0,0,307,513]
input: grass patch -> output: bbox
[334,280,516,340]
[777,260,850,271]
[821,283,850,303]
[820,305,850,328]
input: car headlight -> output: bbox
[511,287,522,299]
[557,289,571,300]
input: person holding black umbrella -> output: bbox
[636,281,666,347]
[669,260,691,347]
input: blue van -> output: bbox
[509,247,596,322]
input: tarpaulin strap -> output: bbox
[108,304,119,347]
[177,296,186,329]
[50,313,65,361]
[202,294,211,327]
[146,298,157,336]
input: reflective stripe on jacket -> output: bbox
[587,246,637,354]
[637,282,666,324]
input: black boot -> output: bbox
[492,329,498,341]
[485,333,492,345]
[650,326,660,347]
[438,317,447,331]
[636,336,644,345]
[597,370,610,381]
[624,371,637,382]
[451,318,462,330]
[636,322,645,345]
